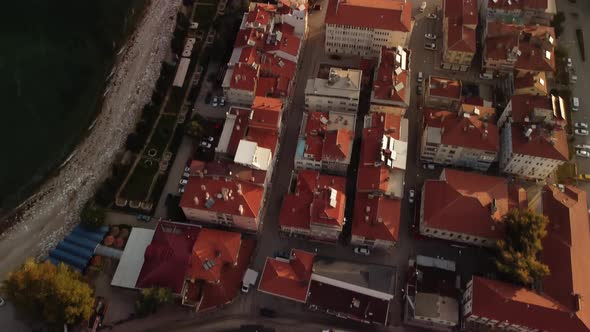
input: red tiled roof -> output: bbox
[258,249,315,302]
[279,171,346,231]
[541,185,590,329]
[523,0,549,9]
[226,107,251,156]
[230,63,258,91]
[444,0,477,53]
[179,177,264,219]
[422,169,508,240]
[427,76,462,100]
[325,0,411,32]
[508,94,553,123]
[514,26,556,72]
[186,229,241,283]
[255,76,278,98]
[191,160,267,186]
[460,103,497,122]
[246,3,275,28]
[245,127,279,155]
[250,97,282,130]
[234,29,266,49]
[322,129,353,161]
[310,186,347,227]
[469,276,584,332]
[372,47,409,105]
[510,124,568,161]
[352,193,400,242]
[307,279,390,325]
[136,221,201,293]
[264,24,301,58]
[424,108,499,152]
[357,166,390,193]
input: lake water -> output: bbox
[0,0,147,211]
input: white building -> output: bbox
[324,0,412,57]
[304,67,362,113]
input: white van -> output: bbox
[241,269,259,293]
[572,97,580,112]
[420,2,427,12]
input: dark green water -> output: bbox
[0,0,147,211]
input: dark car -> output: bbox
[259,307,277,318]
[205,92,213,104]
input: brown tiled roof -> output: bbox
[510,124,568,161]
[325,0,411,32]
[444,0,477,53]
[322,129,353,161]
[230,62,258,92]
[258,249,315,302]
[427,76,462,100]
[263,23,301,57]
[422,169,509,239]
[250,97,282,130]
[508,94,553,123]
[352,193,400,242]
[191,160,267,186]
[372,47,409,104]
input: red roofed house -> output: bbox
[244,1,308,37]
[258,249,315,302]
[225,62,259,106]
[179,174,264,232]
[419,168,527,246]
[357,112,408,199]
[324,0,412,58]
[497,94,567,180]
[463,184,590,332]
[133,221,255,312]
[513,71,548,96]
[419,105,499,171]
[263,23,302,63]
[351,193,400,249]
[279,170,347,242]
[482,22,556,77]
[424,76,462,110]
[370,46,411,113]
[441,0,478,72]
[485,0,557,26]
[294,111,355,176]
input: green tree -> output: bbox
[135,287,173,317]
[81,202,106,229]
[185,120,203,137]
[1,259,94,328]
[495,209,550,285]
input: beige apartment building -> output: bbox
[324,0,411,58]
[304,67,362,113]
[441,0,478,72]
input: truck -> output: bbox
[241,268,259,293]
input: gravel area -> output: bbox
[0,0,181,279]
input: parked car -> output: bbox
[424,43,436,50]
[417,71,423,83]
[184,166,191,172]
[220,96,225,107]
[136,214,151,222]
[575,129,589,136]
[241,269,259,293]
[179,179,188,185]
[576,149,590,158]
[576,144,590,151]
[182,171,190,178]
[203,136,214,142]
[479,73,494,80]
[200,141,212,148]
[423,163,435,170]
[354,247,371,256]
[575,122,588,129]
[425,33,437,40]
[178,186,185,193]
[427,13,438,19]
[409,189,415,204]
[212,96,219,107]
[417,85,423,95]
[0,297,4,307]
[566,57,573,68]
[260,307,277,318]
[205,92,212,104]
[572,97,580,111]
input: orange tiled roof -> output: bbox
[230,62,258,92]
[258,249,315,302]
[250,97,282,130]
[186,228,241,283]
[322,129,353,161]
[372,47,410,105]
[352,193,400,242]
[325,0,411,32]
[427,76,462,100]
[264,24,301,58]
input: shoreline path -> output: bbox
[0,0,180,279]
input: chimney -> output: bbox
[205,192,210,200]
[201,184,206,191]
[238,204,244,215]
[193,196,200,206]
[482,129,488,139]
[237,183,242,194]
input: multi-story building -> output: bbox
[420,105,499,171]
[419,168,527,246]
[370,46,411,113]
[513,71,548,96]
[441,0,478,72]
[304,67,362,113]
[279,170,346,242]
[275,0,308,37]
[357,112,408,199]
[350,192,400,250]
[497,94,568,180]
[424,76,462,110]
[483,0,557,26]
[324,0,412,57]
[405,256,459,331]
[463,185,590,332]
[294,111,355,175]
[483,22,556,77]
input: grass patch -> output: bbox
[556,162,577,184]
[121,158,159,201]
[146,115,177,157]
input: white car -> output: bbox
[566,57,573,68]
[184,166,190,172]
[178,186,185,193]
[427,13,438,19]
[409,189,415,204]
[424,43,436,50]
[182,171,190,178]
[576,149,590,158]
[354,247,371,255]
[423,164,435,170]
[425,33,437,40]
[575,122,588,129]
[179,179,188,185]
[200,141,212,148]
[575,129,589,136]
[212,96,219,107]
[220,97,225,107]
[0,297,4,307]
